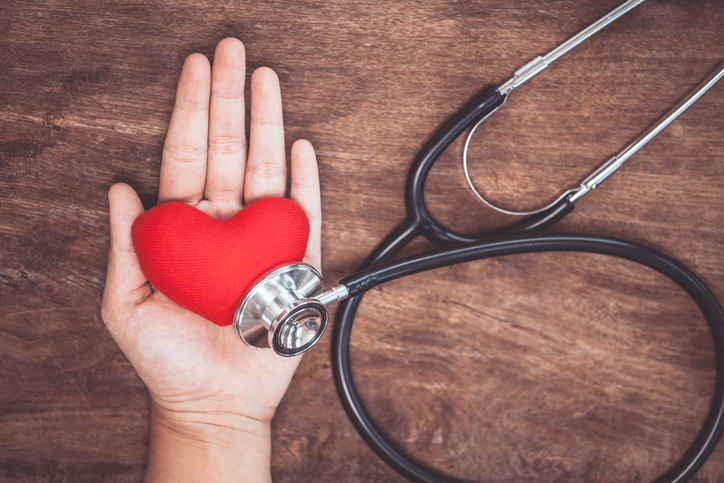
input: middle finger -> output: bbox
[205,38,247,218]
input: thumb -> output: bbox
[102,183,150,325]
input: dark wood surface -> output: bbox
[2,0,724,481]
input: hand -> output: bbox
[101,38,321,482]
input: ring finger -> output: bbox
[243,67,287,204]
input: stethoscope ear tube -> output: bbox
[334,234,724,483]
[402,85,506,246]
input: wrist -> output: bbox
[151,396,272,443]
[146,399,272,482]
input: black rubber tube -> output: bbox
[403,87,503,232]
[331,83,723,482]
[332,234,724,483]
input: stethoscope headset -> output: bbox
[232,1,724,481]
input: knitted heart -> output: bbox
[131,198,309,326]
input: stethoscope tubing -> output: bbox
[333,234,724,483]
[330,84,724,481]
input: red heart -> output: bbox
[131,198,309,326]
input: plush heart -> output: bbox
[131,198,309,326]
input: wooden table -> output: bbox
[2,1,723,481]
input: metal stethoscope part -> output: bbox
[233,1,724,481]
[233,263,348,356]
[461,0,724,217]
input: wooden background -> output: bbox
[2,0,723,481]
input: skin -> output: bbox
[101,38,322,482]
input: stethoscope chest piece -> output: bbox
[234,263,328,356]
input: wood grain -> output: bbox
[2,0,723,481]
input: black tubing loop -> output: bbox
[404,86,505,240]
[333,234,724,483]
[332,81,722,483]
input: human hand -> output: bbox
[101,38,321,482]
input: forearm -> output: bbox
[145,401,272,483]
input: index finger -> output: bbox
[158,53,210,205]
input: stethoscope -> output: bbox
[233,0,724,481]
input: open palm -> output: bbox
[101,38,321,429]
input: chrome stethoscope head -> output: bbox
[233,263,348,357]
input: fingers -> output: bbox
[244,67,286,204]
[205,38,247,219]
[158,54,211,205]
[102,183,151,324]
[289,140,322,270]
